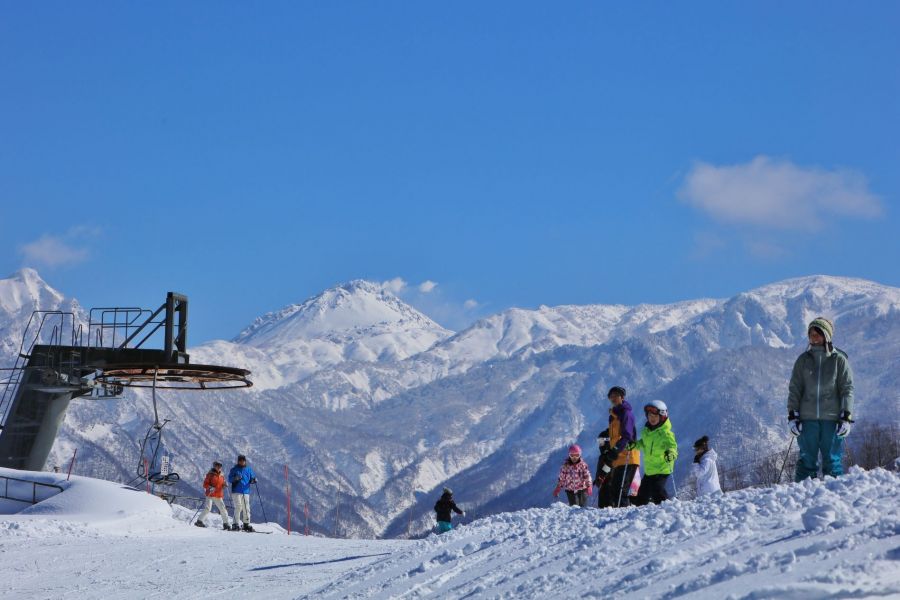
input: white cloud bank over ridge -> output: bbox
[380,277,407,294]
[18,232,91,268]
[418,280,437,293]
[678,156,883,231]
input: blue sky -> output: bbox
[2,2,898,342]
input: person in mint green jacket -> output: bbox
[627,400,677,505]
[788,317,855,482]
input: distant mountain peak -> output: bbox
[233,279,451,348]
[0,268,66,314]
[10,267,42,281]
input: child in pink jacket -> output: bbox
[553,444,593,507]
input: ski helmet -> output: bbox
[442,487,453,496]
[644,400,668,420]
[568,444,582,456]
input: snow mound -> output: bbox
[311,468,900,599]
[0,467,174,537]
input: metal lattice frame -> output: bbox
[93,364,252,390]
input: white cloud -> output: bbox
[463,299,479,310]
[418,280,438,293]
[381,277,407,294]
[678,156,883,231]
[19,233,91,268]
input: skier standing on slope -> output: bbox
[434,487,464,533]
[788,317,855,482]
[228,454,257,532]
[691,436,722,496]
[627,401,677,505]
[594,386,640,508]
[195,461,232,529]
[553,445,593,507]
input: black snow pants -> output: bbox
[565,489,588,507]
[598,464,638,508]
[631,474,670,506]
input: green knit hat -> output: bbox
[808,317,834,343]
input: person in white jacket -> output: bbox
[691,436,722,496]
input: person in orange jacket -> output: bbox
[594,386,640,508]
[195,461,232,530]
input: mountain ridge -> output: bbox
[1,270,897,538]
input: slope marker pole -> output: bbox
[284,464,291,535]
[66,448,77,481]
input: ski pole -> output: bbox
[670,457,678,499]
[190,499,204,525]
[777,437,795,484]
[254,481,269,524]
[615,466,630,508]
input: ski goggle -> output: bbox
[644,406,662,416]
[569,453,581,459]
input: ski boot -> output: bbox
[223,523,232,531]
[231,523,241,531]
[194,520,207,528]
[242,523,255,533]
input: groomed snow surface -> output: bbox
[2,467,899,599]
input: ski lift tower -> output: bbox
[0,292,251,471]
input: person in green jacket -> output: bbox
[788,317,855,481]
[627,400,677,505]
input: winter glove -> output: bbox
[250,478,257,484]
[603,447,620,464]
[664,449,676,463]
[836,410,854,438]
[788,410,802,437]
[624,442,636,451]
[553,485,561,498]
[595,460,612,486]
[598,429,610,449]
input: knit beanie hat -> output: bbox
[808,317,834,344]
[568,444,582,455]
[607,386,626,399]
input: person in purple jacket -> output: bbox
[594,386,640,508]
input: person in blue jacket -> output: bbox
[228,454,257,531]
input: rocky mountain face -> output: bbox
[1,269,897,538]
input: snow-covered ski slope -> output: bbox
[3,466,899,599]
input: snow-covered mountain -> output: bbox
[1,269,898,540]
[0,268,83,361]
[195,280,450,390]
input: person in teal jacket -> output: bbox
[627,400,677,505]
[788,317,855,481]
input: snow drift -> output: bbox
[1,467,898,599]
